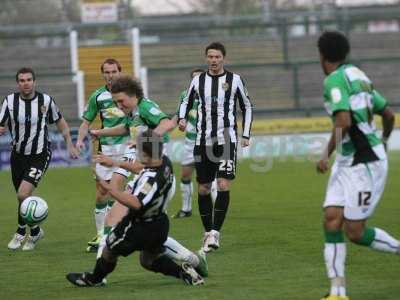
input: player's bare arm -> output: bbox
[76,119,91,151]
[317,111,351,173]
[379,107,395,150]
[154,118,176,136]
[90,124,129,139]
[93,153,144,173]
[0,126,7,135]
[96,179,142,210]
[56,117,79,159]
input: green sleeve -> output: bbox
[82,92,98,122]
[139,99,168,127]
[372,90,387,114]
[176,90,187,115]
[323,73,351,114]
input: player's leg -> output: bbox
[321,162,348,300]
[343,160,400,254]
[210,142,237,250]
[174,164,194,218]
[194,145,217,252]
[163,236,208,277]
[140,250,204,285]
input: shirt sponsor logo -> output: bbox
[331,88,342,103]
[149,107,161,116]
[222,82,230,91]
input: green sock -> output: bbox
[324,230,345,243]
[354,227,376,246]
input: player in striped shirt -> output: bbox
[316,31,399,300]
[66,130,204,287]
[0,67,78,251]
[172,69,217,219]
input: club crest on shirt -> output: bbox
[40,105,47,114]
[222,82,230,91]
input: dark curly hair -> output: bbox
[318,31,350,63]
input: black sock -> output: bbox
[30,225,40,236]
[150,255,181,278]
[213,191,230,231]
[17,207,26,235]
[198,193,213,232]
[90,257,117,283]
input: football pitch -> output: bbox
[0,155,399,300]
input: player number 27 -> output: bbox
[28,167,43,180]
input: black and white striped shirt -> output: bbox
[127,156,175,221]
[0,92,62,155]
[178,70,253,146]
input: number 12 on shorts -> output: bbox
[358,191,371,206]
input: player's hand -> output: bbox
[241,137,250,147]
[93,153,117,168]
[316,159,329,174]
[89,129,101,140]
[178,119,187,132]
[75,140,85,152]
[0,126,6,135]
[68,145,80,159]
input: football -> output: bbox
[20,196,49,226]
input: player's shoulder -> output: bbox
[89,86,108,100]
[324,66,348,88]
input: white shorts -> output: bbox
[113,147,137,178]
[181,139,195,166]
[95,144,131,181]
[323,159,388,220]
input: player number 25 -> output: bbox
[219,160,234,172]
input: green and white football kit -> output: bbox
[323,64,388,221]
[179,90,198,166]
[83,86,129,181]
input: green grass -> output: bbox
[0,155,399,300]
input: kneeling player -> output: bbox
[66,130,204,286]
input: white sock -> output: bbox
[324,243,347,296]
[94,203,107,235]
[211,179,218,203]
[180,181,193,212]
[96,234,107,259]
[163,237,199,267]
[371,227,400,254]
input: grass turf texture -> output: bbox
[0,156,399,300]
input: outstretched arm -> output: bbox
[56,117,79,158]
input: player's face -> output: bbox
[17,73,35,97]
[102,63,120,88]
[113,92,138,115]
[206,49,225,75]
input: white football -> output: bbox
[20,196,48,226]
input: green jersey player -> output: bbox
[316,31,399,300]
[75,58,130,252]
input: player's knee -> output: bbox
[139,251,159,271]
[323,213,342,231]
[102,246,117,263]
[217,179,230,191]
[344,224,364,243]
[198,183,211,195]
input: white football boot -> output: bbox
[22,228,44,251]
[7,233,26,250]
[207,230,220,251]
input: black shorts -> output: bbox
[106,213,169,257]
[10,148,52,191]
[194,142,237,184]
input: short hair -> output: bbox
[318,31,350,63]
[190,68,205,78]
[110,75,144,99]
[205,42,226,57]
[16,67,35,82]
[100,58,122,73]
[137,129,163,160]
